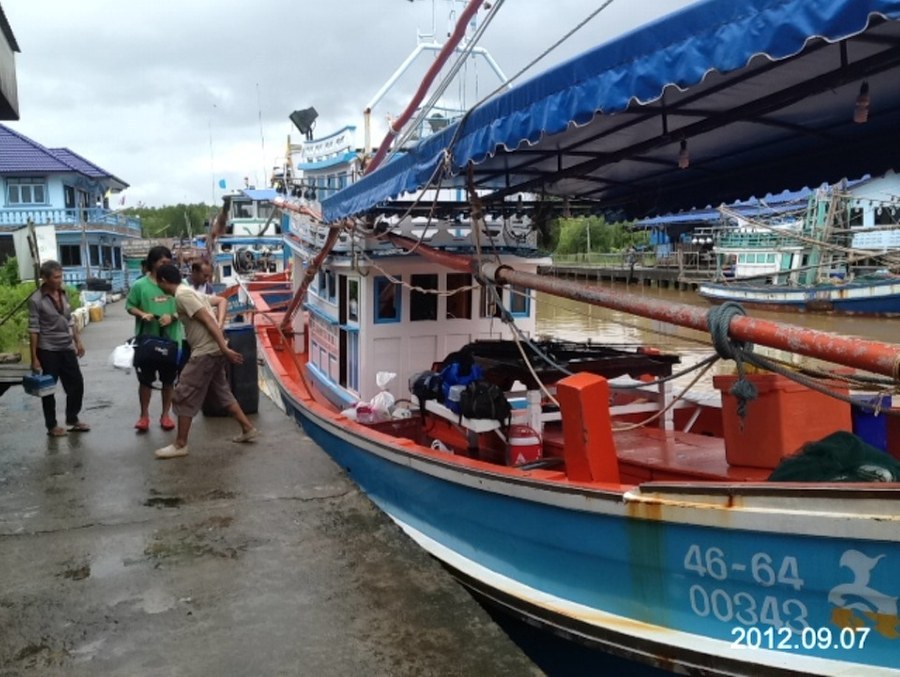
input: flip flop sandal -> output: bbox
[68,422,91,432]
[48,427,68,437]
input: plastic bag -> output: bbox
[108,339,135,373]
[370,371,396,416]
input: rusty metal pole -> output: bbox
[385,234,900,379]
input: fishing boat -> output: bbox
[698,181,900,315]
[248,1,900,673]
[201,187,287,288]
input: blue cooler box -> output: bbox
[850,394,892,452]
[23,373,57,398]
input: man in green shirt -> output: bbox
[125,245,183,432]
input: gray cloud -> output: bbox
[5,0,694,205]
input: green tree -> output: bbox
[554,216,648,254]
[122,203,217,239]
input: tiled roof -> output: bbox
[49,147,105,177]
[50,147,127,188]
[0,124,76,173]
[0,124,128,188]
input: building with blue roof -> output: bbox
[0,123,141,290]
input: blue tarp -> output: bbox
[240,188,278,202]
[323,0,900,222]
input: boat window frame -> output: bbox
[410,273,438,321]
[509,284,530,317]
[480,284,502,319]
[374,275,402,323]
[445,273,472,320]
[347,278,359,323]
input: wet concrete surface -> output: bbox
[0,302,541,676]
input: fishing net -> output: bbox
[768,430,900,482]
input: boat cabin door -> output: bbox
[338,275,360,393]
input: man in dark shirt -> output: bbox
[27,260,90,436]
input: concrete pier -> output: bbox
[0,302,539,675]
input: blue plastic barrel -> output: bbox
[850,394,892,452]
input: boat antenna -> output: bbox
[257,82,267,189]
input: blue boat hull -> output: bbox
[698,279,900,316]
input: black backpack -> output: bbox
[459,380,512,428]
[409,371,443,405]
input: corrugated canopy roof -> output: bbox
[323,0,900,223]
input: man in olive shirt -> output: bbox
[28,260,90,436]
[125,245,183,432]
[152,264,257,459]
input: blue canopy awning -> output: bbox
[240,188,278,202]
[323,0,900,223]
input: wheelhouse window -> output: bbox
[325,271,336,302]
[374,275,401,323]
[509,284,530,317]
[875,206,897,226]
[410,274,438,321]
[7,177,47,205]
[480,284,502,318]
[446,273,472,319]
[315,270,336,301]
[348,278,359,323]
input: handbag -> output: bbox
[132,318,180,371]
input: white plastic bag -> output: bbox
[370,371,396,416]
[108,339,135,373]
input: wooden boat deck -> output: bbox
[542,426,771,483]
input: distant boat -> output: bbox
[699,275,900,315]
[698,182,900,316]
[202,188,287,289]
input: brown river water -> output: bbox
[534,280,899,391]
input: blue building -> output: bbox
[0,123,141,290]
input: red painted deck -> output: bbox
[253,301,772,486]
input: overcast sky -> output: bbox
[4,0,696,207]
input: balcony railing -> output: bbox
[0,207,142,235]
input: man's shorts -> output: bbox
[136,361,179,388]
[172,354,236,418]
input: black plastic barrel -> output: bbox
[202,322,259,416]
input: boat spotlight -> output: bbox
[290,107,319,140]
